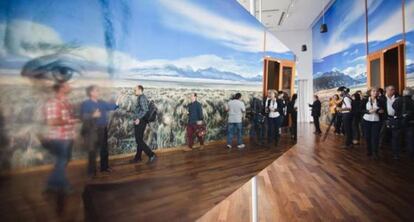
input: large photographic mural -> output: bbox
[312,0,413,123]
[0,0,293,169]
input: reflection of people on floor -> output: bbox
[186,93,204,151]
[130,85,157,164]
[225,93,246,149]
[309,95,322,135]
[80,85,118,176]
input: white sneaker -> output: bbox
[237,144,245,149]
[226,145,232,149]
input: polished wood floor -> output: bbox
[0,136,294,221]
[199,124,414,222]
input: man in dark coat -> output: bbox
[309,95,322,134]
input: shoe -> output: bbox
[183,147,192,152]
[237,144,245,149]
[352,140,359,145]
[199,145,204,150]
[129,158,142,164]
[226,144,232,149]
[100,167,113,173]
[147,155,157,164]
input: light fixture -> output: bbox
[301,44,307,52]
[320,0,328,33]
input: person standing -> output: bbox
[43,82,77,193]
[265,90,283,145]
[226,93,246,149]
[331,94,342,135]
[186,93,204,150]
[309,95,322,135]
[337,87,353,148]
[288,94,298,141]
[392,88,414,160]
[361,88,385,159]
[130,85,157,163]
[351,92,362,145]
[80,85,118,175]
[383,85,400,159]
[250,97,265,144]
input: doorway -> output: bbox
[367,42,405,93]
[263,58,295,97]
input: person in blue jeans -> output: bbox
[225,93,246,149]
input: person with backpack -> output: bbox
[186,93,204,150]
[130,85,157,164]
[392,88,414,160]
[337,86,353,149]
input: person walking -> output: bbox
[130,85,157,164]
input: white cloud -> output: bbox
[314,0,385,60]
[368,4,404,42]
[158,0,290,54]
[0,20,63,58]
[406,0,414,32]
[341,63,366,77]
[407,59,413,66]
[350,55,366,63]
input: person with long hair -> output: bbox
[361,87,385,159]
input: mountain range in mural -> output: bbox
[314,70,366,91]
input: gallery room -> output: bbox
[0,0,413,221]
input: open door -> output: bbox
[263,57,295,97]
[367,42,405,93]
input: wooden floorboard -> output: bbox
[0,137,294,222]
[199,123,414,222]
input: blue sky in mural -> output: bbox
[406,0,414,72]
[0,0,294,82]
[313,0,366,79]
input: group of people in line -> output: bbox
[310,85,414,160]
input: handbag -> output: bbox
[195,124,207,138]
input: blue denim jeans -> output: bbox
[227,122,243,145]
[42,139,73,191]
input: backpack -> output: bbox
[145,100,158,122]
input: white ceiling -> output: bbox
[237,0,332,32]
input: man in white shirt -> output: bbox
[225,93,246,149]
[337,86,353,148]
[385,85,401,160]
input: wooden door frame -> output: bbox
[262,57,296,98]
[367,41,406,93]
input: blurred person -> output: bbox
[361,87,385,159]
[281,92,290,132]
[337,86,353,149]
[383,85,400,157]
[309,95,322,135]
[80,85,118,176]
[249,97,265,145]
[391,88,414,160]
[225,93,246,149]
[265,90,283,145]
[331,94,342,135]
[130,85,157,163]
[42,82,78,193]
[351,92,362,144]
[288,94,298,141]
[186,93,204,150]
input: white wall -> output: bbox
[272,29,314,122]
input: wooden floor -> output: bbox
[0,137,294,222]
[199,124,414,222]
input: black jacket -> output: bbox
[392,96,414,125]
[360,97,386,121]
[380,94,399,117]
[309,100,321,117]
